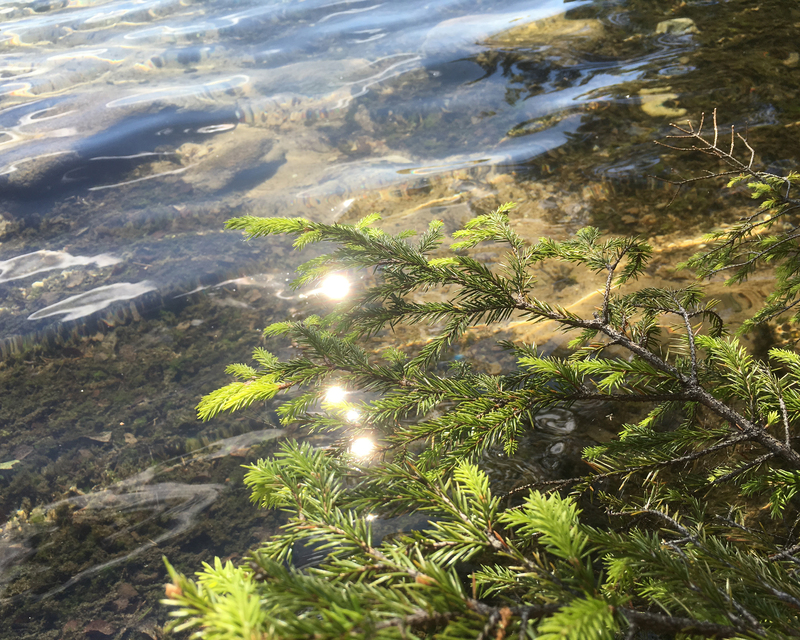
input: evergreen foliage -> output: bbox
[164,116,800,639]
[661,110,800,332]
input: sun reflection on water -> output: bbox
[324,386,347,404]
[350,437,375,458]
[319,274,350,300]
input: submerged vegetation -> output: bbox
[163,114,800,639]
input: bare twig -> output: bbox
[653,109,800,218]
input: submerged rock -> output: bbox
[639,86,687,118]
[83,620,115,638]
[655,18,699,36]
[484,14,604,48]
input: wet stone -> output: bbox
[655,18,699,36]
[132,571,159,585]
[63,620,82,634]
[110,597,131,613]
[83,620,115,638]
[117,582,139,600]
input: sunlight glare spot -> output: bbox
[325,386,347,404]
[350,437,375,458]
[320,274,350,300]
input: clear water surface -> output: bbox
[1,0,799,636]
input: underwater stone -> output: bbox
[0,214,11,239]
[639,87,687,118]
[84,620,115,638]
[655,18,699,36]
[484,14,604,48]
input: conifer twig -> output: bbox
[618,609,762,639]
[505,432,757,499]
[171,177,800,639]
[513,296,800,468]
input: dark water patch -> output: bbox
[0,107,238,204]
[224,155,286,193]
[0,283,336,631]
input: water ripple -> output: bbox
[0,250,119,284]
[27,281,157,321]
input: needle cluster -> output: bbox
[164,118,800,639]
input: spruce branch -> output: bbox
[170,137,800,639]
[507,431,757,500]
[618,609,757,639]
[706,452,776,487]
[656,110,800,332]
[614,507,800,626]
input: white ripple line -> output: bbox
[316,3,383,24]
[87,163,197,191]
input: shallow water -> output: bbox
[1,0,800,636]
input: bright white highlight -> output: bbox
[320,274,350,300]
[350,437,375,458]
[345,409,360,422]
[325,386,347,404]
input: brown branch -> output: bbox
[599,323,800,468]
[513,290,800,468]
[504,432,757,499]
[770,542,800,563]
[653,109,800,216]
[706,452,775,487]
[619,609,764,639]
[371,610,458,632]
[637,509,800,618]
[371,601,775,639]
